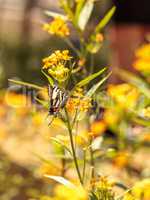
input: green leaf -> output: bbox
[95,6,116,32]
[35,97,49,109]
[117,69,150,99]
[76,67,107,88]
[8,79,44,90]
[41,70,54,86]
[115,182,129,190]
[32,152,55,165]
[133,117,150,127]
[50,137,72,156]
[86,42,102,54]
[44,11,67,20]
[44,175,76,188]
[74,0,85,24]
[60,0,74,21]
[86,72,111,97]
[78,0,94,30]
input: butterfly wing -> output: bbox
[48,85,68,116]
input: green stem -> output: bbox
[61,150,66,177]
[90,138,95,179]
[64,38,81,57]
[65,108,83,185]
[82,149,86,183]
[90,54,94,74]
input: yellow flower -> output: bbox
[0,104,7,118]
[48,64,69,82]
[124,179,150,200]
[135,44,150,59]
[40,196,54,200]
[142,107,150,118]
[103,108,119,126]
[76,131,90,147]
[107,84,139,110]
[133,58,150,72]
[90,120,106,137]
[142,132,150,142]
[113,151,130,169]
[95,33,104,43]
[0,126,7,142]
[91,176,115,190]
[66,87,92,113]
[132,179,150,200]
[43,17,70,37]
[54,184,88,200]
[78,58,86,67]
[72,87,84,98]
[42,50,72,82]
[133,43,150,74]
[66,97,91,113]
[123,193,135,200]
[5,92,29,108]
[42,50,72,69]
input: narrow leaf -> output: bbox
[50,137,72,156]
[75,0,85,23]
[116,69,150,99]
[95,6,116,32]
[60,0,74,20]
[32,152,56,165]
[35,97,49,109]
[133,117,150,127]
[8,79,44,90]
[86,72,111,97]
[78,0,94,30]
[76,67,107,88]
[44,175,76,188]
[41,70,54,86]
[44,10,67,20]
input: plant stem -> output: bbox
[90,54,94,74]
[82,149,86,183]
[64,38,81,57]
[65,108,83,185]
[90,139,95,179]
[61,150,66,177]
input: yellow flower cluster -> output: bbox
[95,33,104,43]
[91,176,115,190]
[103,108,119,126]
[66,88,92,113]
[42,50,72,82]
[43,50,72,69]
[123,179,150,200]
[90,120,106,138]
[48,64,69,82]
[113,151,130,169]
[142,107,150,118]
[67,97,92,113]
[133,44,150,74]
[107,83,139,110]
[75,131,90,147]
[43,17,70,37]
[45,184,88,200]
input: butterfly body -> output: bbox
[48,84,68,117]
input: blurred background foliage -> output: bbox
[0,0,109,88]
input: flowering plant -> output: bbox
[8,1,150,200]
